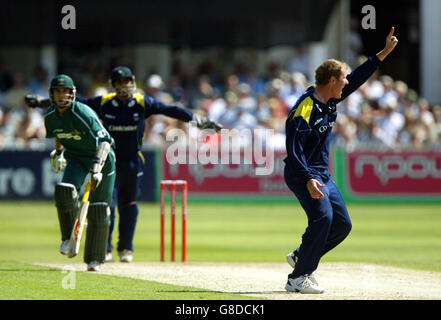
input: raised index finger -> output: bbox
[388,26,395,38]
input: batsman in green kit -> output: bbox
[44,74,116,272]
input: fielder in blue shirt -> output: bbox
[284,27,398,294]
[25,66,222,263]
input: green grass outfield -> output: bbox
[0,201,440,299]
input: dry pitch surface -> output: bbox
[38,262,441,300]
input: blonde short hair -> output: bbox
[315,59,347,86]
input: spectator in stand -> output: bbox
[263,61,281,85]
[429,105,441,149]
[14,105,46,149]
[278,71,294,100]
[28,66,50,98]
[355,102,387,148]
[225,74,240,94]
[187,74,214,111]
[234,106,258,131]
[5,72,29,113]
[255,94,272,126]
[218,90,240,129]
[376,95,405,147]
[409,118,431,149]
[397,108,417,148]
[167,75,186,104]
[247,71,266,96]
[377,75,398,105]
[402,89,420,120]
[0,104,25,149]
[267,78,288,133]
[394,80,408,109]
[284,72,308,108]
[237,83,257,113]
[233,61,249,84]
[431,104,441,125]
[146,74,165,101]
[207,88,227,123]
[1,72,30,148]
[417,98,435,127]
[332,113,357,150]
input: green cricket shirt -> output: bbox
[44,101,115,158]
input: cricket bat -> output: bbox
[67,183,91,258]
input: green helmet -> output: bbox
[49,74,76,107]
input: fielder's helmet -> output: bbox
[109,66,136,97]
[110,66,135,82]
[49,74,76,107]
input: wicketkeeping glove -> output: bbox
[50,149,67,173]
[24,94,45,108]
[193,114,223,132]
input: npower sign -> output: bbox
[347,151,441,194]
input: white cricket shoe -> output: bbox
[285,275,325,294]
[60,240,70,256]
[286,251,320,286]
[308,273,320,286]
[118,250,133,263]
[105,252,114,263]
[87,261,101,272]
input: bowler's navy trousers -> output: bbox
[284,167,352,278]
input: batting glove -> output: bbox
[85,170,103,191]
[50,149,67,173]
[86,156,105,190]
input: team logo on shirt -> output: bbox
[318,121,335,133]
[97,130,107,138]
[108,125,138,132]
[56,130,82,140]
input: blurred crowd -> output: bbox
[0,55,440,152]
[0,66,48,150]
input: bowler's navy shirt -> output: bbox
[284,56,381,184]
[77,93,193,161]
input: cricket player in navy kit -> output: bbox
[284,28,398,293]
[27,66,222,263]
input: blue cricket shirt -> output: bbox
[284,55,381,184]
